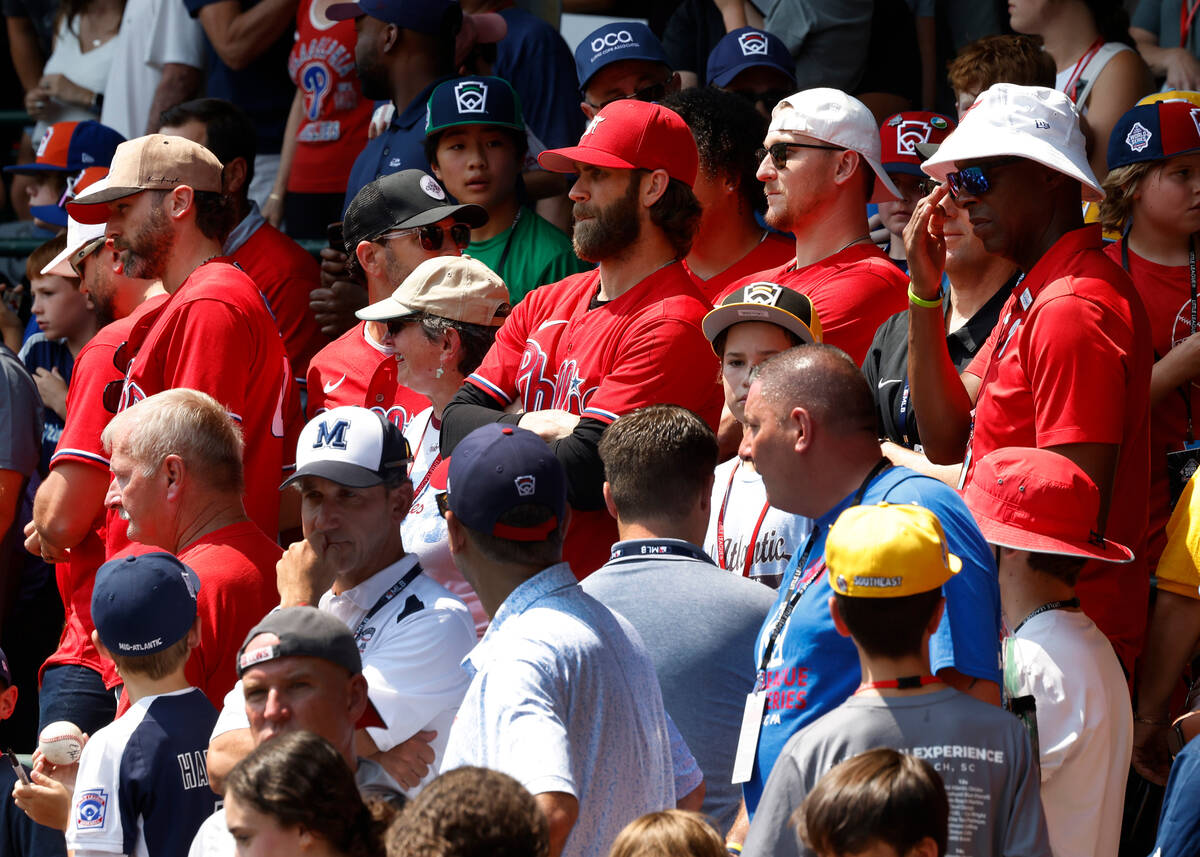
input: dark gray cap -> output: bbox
[342,169,488,252]
[237,606,362,677]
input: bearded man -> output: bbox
[440,99,723,577]
[68,134,302,551]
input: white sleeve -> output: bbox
[209,681,250,740]
[65,734,129,854]
[362,599,475,752]
[145,0,205,70]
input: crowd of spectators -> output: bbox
[6,0,1200,855]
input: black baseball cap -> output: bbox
[342,169,488,253]
[237,607,363,677]
[702,282,822,349]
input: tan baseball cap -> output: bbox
[68,134,224,224]
[356,255,511,327]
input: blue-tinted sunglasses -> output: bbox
[945,157,1022,201]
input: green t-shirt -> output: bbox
[468,206,592,304]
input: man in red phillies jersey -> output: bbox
[441,99,724,578]
[727,88,909,365]
[100,389,281,708]
[68,133,303,545]
[306,169,487,431]
[23,192,166,736]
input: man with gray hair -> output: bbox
[102,388,281,707]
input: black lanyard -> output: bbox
[1012,597,1080,635]
[608,540,710,562]
[352,561,424,642]
[756,458,891,678]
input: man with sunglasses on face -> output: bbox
[728,88,909,366]
[705,27,796,120]
[575,22,681,121]
[306,170,487,431]
[23,181,167,739]
[440,99,723,579]
[905,83,1153,674]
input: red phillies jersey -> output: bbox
[725,243,908,365]
[179,521,282,707]
[965,226,1152,670]
[687,231,795,304]
[229,219,327,381]
[466,262,723,574]
[287,0,373,195]
[1104,240,1199,569]
[306,320,429,429]
[44,296,169,689]
[119,260,302,538]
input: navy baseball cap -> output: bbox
[705,27,795,88]
[575,21,670,91]
[435,424,566,542]
[1108,100,1200,171]
[92,553,201,656]
[426,76,524,136]
[326,0,460,34]
[5,120,125,175]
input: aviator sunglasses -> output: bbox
[755,141,843,170]
[944,157,1022,201]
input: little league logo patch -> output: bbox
[1126,121,1152,153]
[514,475,536,497]
[737,31,768,55]
[894,120,933,156]
[743,282,784,305]
[77,790,107,829]
[454,81,488,114]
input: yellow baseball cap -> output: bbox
[826,503,961,598]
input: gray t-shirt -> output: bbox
[744,688,1051,857]
[580,539,776,832]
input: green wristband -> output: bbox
[908,282,943,308]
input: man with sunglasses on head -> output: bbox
[729,88,909,366]
[440,99,723,579]
[575,22,681,121]
[905,83,1153,674]
[306,169,487,431]
[23,183,167,739]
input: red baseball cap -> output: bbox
[879,111,955,177]
[962,447,1133,563]
[537,100,699,187]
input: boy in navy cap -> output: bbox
[424,75,587,303]
[705,27,796,119]
[65,553,218,857]
[575,22,679,120]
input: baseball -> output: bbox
[38,721,85,765]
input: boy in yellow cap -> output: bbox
[743,503,1050,857]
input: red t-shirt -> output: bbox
[179,521,281,706]
[726,243,908,365]
[687,232,795,304]
[305,320,429,429]
[286,0,373,195]
[1104,240,1200,569]
[466,262,723,575]
[43,296,169,689]
[119,260,303,539]
[230,221,328,381]
[964,226,1153,669]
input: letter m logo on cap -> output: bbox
[313,419,350,450]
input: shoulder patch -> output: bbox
[76,789,108,829]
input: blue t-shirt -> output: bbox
[342,79,445,215]
[493,8,584,150]
[65,688,219,857]
[19,332,73,475]
[1151,736,1200,857]
[181,0,293,155]
[744,464,1001,813]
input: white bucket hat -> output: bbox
[768,88,902,202]
[921,83,1103,202]
[41,177,109,278]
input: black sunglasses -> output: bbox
[379,222,472,252]
[755,142,843,170]
[385,314,420,335]
[589,79,671,110]
[944,157,1022,201]
[732,89,793,111]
